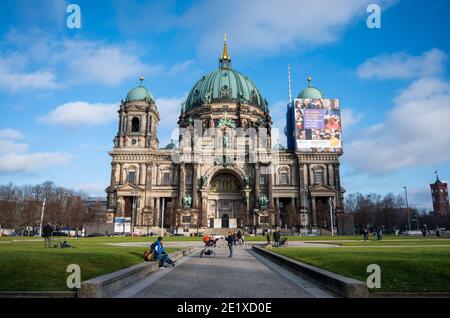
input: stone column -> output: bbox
[179,163,186,208]
[328,164,335,187]
[139,163,145,186]
[268,164,274,208]
[110,163,117,187]
[311,197,317,227]
[335,163,343,212]
[201,190,208,227]
[146,163,153,189]
[149,196,154,208]
[244,190,251,227]
[192,163,198,209]
[275,197,280,227]
[118,113,122,135]
[119,163,124,185]
[254,163,260,208]
[155,198,160,226]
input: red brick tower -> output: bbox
[430,173,449,216]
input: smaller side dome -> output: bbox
[297,76,324,99]
[273,143,286,150]
[125,77,154,102]
[164,140,178,150]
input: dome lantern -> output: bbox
[219,32,231,69]
[297,76,324,99]
[125,77,154,102]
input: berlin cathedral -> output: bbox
[105,37,346,235]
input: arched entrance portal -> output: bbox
[207,172,244,229]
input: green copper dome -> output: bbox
[297,77,323,99]
[164,140,178,150]
[125,81,153,102]
[272,143,286,150]
[183,39,267,112]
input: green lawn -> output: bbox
[326,239,450,246]
[272,246,450,293]
[0,239,178,291]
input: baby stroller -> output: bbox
[200,237,218,258]
[205,238,218,247]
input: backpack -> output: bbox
[144,241,158,261]
[144,250,155,261]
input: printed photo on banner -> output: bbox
[294,98,342,152]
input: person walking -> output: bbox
[377,227,383,240]
[152,236,175,269]
[233,231,237,246]
[236,230,242,246]
[274,230,281,247]
[266,230,271,245]
[363,228,368,241]
[42,223,54,248]
[226,232,234,257]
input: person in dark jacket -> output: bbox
[266,230,271,245]
[273,230,281,246]
[226,233,234,257]
[42,223,54,248]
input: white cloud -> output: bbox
[60,40,161,86]
[73,182,108,196]
[39,101,118,126]
[182,0,396,56]
[0,56,57,92]
[0,131,71,174]
[344,77,450,173]
[0,30,161,92]
[155,96,185,146]
[341,108,362,130]
[408,186,433,211]
[356,48,447,80]
[167,60,194,76]
[0,129,25,140]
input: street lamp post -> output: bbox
[131,197,137,236]
[403,186,411,232]
[38,198,46,237]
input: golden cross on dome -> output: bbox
[221,32,230,61]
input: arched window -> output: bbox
[279,167,289,185]
[131,117,140,132]
[314,170,324,184]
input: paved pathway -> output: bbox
[106,240,340,248]
[114,246,334,298]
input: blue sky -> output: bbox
[0,0,449,210]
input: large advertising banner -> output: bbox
[294,98,342,152]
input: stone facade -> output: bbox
[106,42,345,235]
